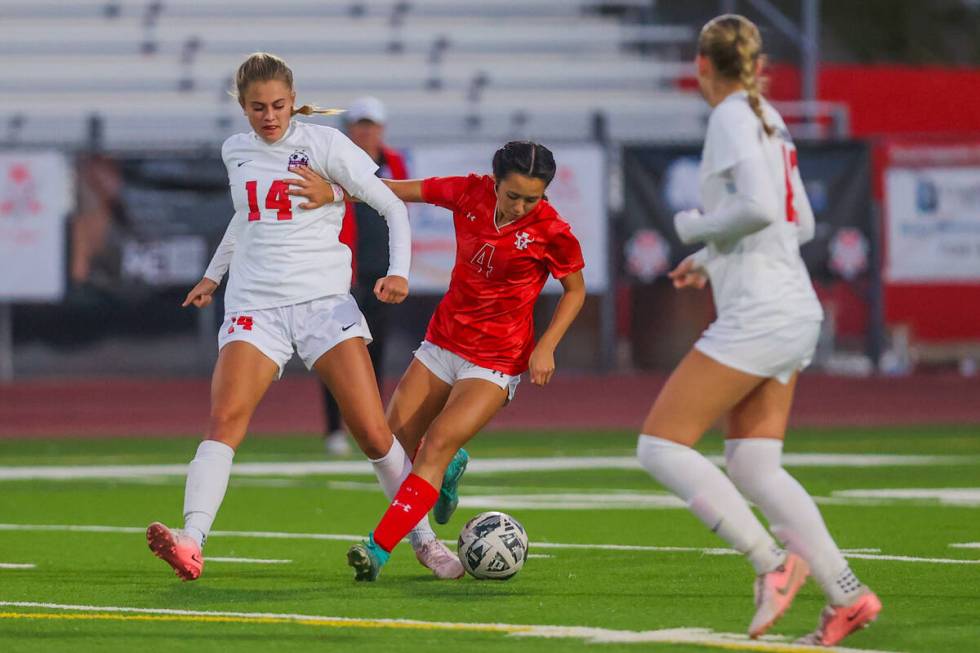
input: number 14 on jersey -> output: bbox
[245,180,292,221]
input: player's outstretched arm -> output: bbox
[528,270,586,386]
[379,179,425,203]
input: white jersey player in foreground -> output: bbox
[635,15,881,647]
[146,52,462,582]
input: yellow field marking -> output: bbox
[0,611,530,634]
[0,608,894,653]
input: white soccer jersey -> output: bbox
[694,91,823,335]
[205,121,405,312]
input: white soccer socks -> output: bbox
[370,436,439,549]
[637,434,785,574]
[724,438,862,605]
[183,439,235,548]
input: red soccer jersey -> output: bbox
[421,174,585,375]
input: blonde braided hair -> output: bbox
[699,14,773,137]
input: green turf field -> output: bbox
[0,426,977,652]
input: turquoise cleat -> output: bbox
[347,533,390,582]
[434,448,469,524]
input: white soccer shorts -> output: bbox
[414,340,521,402]
[218,294,372,378]
[694,319,821,385]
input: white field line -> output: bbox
[459,492,686,510]
[0,522,733,554]
[841,553,980,565]
[832,488,980,507]
[207,557,292,564]
[949,542,980,549]
[0,600,903,652]
[0,523,359,542]
[0,563,35,569]
[0,453,974,481]
[526,554,553,559]
[21,475,972,511]
[4,471,964,511]
[0,523,971,565]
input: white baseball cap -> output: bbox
[345,96,387,124]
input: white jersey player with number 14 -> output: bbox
[211,120,406,311]
[145,52,464,584]
[636,15,881,649]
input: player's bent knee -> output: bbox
[349,423,394,459]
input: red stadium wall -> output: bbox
[767,64,980,137]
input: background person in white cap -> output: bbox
[323,97,411,455]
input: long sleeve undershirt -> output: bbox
[674,153,779,246]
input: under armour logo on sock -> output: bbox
[392,500,412,513]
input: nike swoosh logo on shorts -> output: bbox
[341,323,357,331]
[237,160,251,167]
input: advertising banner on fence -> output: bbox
[884,151,980,283]
[878,139,980,342]
[404,143,608,293]
[0,151,73,301]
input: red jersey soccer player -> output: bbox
[346,141,586,581]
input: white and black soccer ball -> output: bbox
[457,511,528,580]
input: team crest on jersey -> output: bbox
[514,231,534,250]
[287,150,310,169]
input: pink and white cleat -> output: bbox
[796,588,882,646]
[749,552,810,638]
[414,539,464,579]
[146,521,204,581]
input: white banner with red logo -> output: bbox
[403,143,607,293]
[0,151,73,301]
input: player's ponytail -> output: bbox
[699,14,774,137]
[291,105,346,117]
[233,52,343,116]
[492,141,557,187]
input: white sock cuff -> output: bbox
[637,433,689,455]
[197,439,235,461]
[369,435,404,464]
[724,437,782,466]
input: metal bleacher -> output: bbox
[0,0,706,148]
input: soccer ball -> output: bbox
[457,511,528,580]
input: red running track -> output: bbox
[0,373,977,438]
